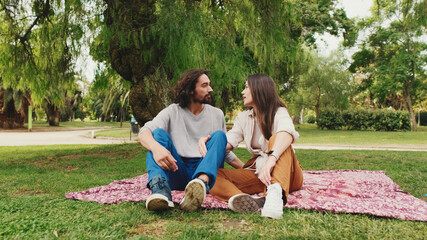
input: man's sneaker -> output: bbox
[146,193,174,211]
[147,174,173,211]
[261,183,284,219]
[228,193,265,213]
[179,178,206,212]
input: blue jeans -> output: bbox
[146,128,226,191]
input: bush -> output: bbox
[75,109,86,122]
[306,114,316,124]
[419,112,427,126]
[317,109,345,130]
[372,110,410,131]
[317,108,411,131]
[342,109,372,130]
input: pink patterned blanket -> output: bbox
[65,170,427,221]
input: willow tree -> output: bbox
[100,0,356,125]
[349,0,427,131]
[0,0,96,126]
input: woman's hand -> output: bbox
[258,156,277,186]
[198,135,210,157]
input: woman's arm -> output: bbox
[258,131,293,186]
[269,131,293,159]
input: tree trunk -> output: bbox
[404,59,417,131]
[315,86,320,129]
[46,103,60,126]
[105,0,171,126]
[403,90,417,131]
[0,89,27,129]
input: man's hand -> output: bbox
[152,144,178,171]
[198,135,210,157]
[258,157,277,186]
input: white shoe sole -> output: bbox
[146,193,174,211]
[261,208,283,219]
[229,193,265,213]
[179,179,206,212]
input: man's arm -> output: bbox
[138,129,178,171]
[228,157,244,169]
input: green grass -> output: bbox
[23,120,427,148]
[296,124,427,147]
[26,120,123,128]
[93,124,427,148]
[94,128,138,138]
[0,144,425,239]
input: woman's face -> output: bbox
[242,81,254,107]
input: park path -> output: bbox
[0,127,426,151]
[0,128,134,146]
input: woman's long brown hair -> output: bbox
[247,74,286,140]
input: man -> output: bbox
[138,69,243,212]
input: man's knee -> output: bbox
[152,128,167,138]
[152,128,171,141]
[210,130,226,142]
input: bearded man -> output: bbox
[138,69,243,212]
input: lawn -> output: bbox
[26,120,123,129]
[295,124,427,147]
[92,123,427,149]
[0,144,425,239]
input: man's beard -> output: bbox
[193,93,213,105]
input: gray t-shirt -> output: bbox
[139,103,236,163]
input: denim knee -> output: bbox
[207,130,227,150]
[151,128,173,147]
[210,130,226,142]
[152,128,168,139]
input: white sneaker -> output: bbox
[261,183,284,219]
[146,193,174,211]
[229,193,265,213]
[179,178,206,212]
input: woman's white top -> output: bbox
[226,107,299,174]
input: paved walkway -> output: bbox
[0,128,426,151]
[0,128,135,146]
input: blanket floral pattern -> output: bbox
[65,170,427,221]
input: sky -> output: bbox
[76,0,374,82]
[316,0,373,57]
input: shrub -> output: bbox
[342,109,372,130]
[306,114,316,124]
[317,109,345,130]
[419,112,427,126]
[372,110,410,131]
[317,108,411,131]
[75,109,86,122]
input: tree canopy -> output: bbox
[349,0,427,131]
[100,0,357,125]
[0,0,101,126]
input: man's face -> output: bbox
[191,74,213,104]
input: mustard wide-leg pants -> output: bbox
[210,133,304,202]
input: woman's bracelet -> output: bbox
[267,150,280,161]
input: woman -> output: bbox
[199,74,303,219]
